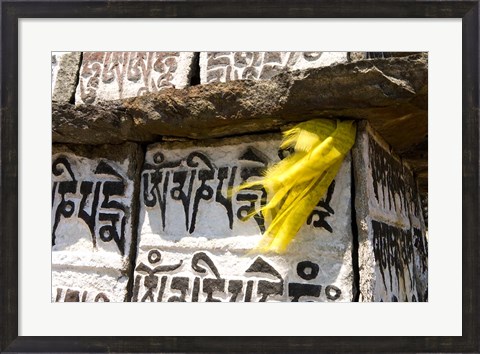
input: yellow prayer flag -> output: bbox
[236,119,357,253]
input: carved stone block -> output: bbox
[52,52,82,103]
[200,51,349,84]
[352,121,428,302]
[75,52,195,105]
[134,133,354,302]
[51,143,143,302]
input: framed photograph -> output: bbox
[1,1,478,352]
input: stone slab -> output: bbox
[352,122,428,302]
[75,52,195,105]
[53,55,428,194]
[200,51,348,84]
[51,143,143,302]
[52,52,82,103]
[134,133,354,302]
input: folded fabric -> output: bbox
[237,119,357,253]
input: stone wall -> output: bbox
[352,122,428,302]
[75,52,196,105]
[52,51,353,105]
[200,52,348,83]
[52,143,142,302]
[133,135,353,302]
[51,51,427,302]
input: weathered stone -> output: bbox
[200,51,348,84]
[56,54,427,144]
[133,133,354,302]
[75,52,195,105]
[348,52,367,61]
[352,121,428,302]
[53,54,427,192]
[51,143,143,302]
[52,52,82,103]
[52,102,156,144]
[366,52,423,59]
[401,140,428,194]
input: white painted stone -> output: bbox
[200,52,349,84]
[52,270,128,302]
[134,133,354,302]
[51,144,142,302]
[75,52,195,105]
[352,122,428,302]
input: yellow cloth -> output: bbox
[238,119,356,253]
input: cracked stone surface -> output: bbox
[51,143,143,302]
[52,54,427,193]
[200,51,349,83]
[75,52,195,105]
[352,122,428,302]
[52,52,82,103]
[133,133,354,302]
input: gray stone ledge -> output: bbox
[52,54,427,191]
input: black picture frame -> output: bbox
[1,1,478,352]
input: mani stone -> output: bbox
[52,52,82,103]
[200,51,348,84]
[352,121,428,302]
[75,52,195,105]
[51,143,143,302]
[133,133,354,302]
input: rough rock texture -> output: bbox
[53,54,427,192]
[52,52,82,103]
[133,133,354,302]
[352,122,428,302]
[52,103,157,144]
[200,51,348,84]
[75,52,195,105]
[51,142,143,302]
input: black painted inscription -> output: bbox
[306,181,335,233]
[228,280,243,302]
[325,285,342,300]
[288,261,342,302]
[413,227,428,273]
[142,146,337,234]
[168,277,189,302]
[192,252,225,302]
[133,251,343,302]
[143,151,238,233]
[246,257,284,302]
[369,137,420,217]
[133,249,183,302]
[296,261,319,280]
[52,157,129,255]
[371,220,416,294]
[54,287,110,302]
[289,283,322,302]
[236,147,269,233]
